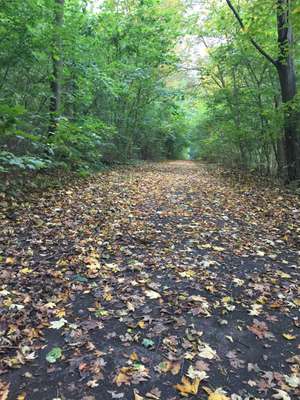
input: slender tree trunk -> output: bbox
[49,0,64,135]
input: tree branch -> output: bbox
[225,0,278,68]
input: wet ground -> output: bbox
[0,161,299,399]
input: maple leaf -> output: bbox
[114,369,131,386]
[175,376,201,396]
[87,380,99,388]
[248,319,274,339]
[187,365,208,380]
[198,344,217,359]
[49,318,67,329]
[158,360,181,375]
[249,303,263,316]
[195,360,210,371]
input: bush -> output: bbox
[48,116,117,171]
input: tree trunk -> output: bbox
[49,0,64,135]
[276,0,300,181]
[225,0,300,181]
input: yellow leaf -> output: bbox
[44,302,56,309]
[130,352,139,361]
[293,298,300,306]
[3,298,12,307]
[208,391,230,400]
[54,309,66,318]
[283,333,296,340]
[175,376,201,396]
[5,257,15,265]
[17,393,26,400]
[222,296,232,303]
[179,270,195,278]
[159,360,181,375]
[20,268,32,274]
[138,321,145,329]
[212,246,225,252]
[103,292,112,301]
[277,271,291,279]
[201,244,212,249]
[114,368,131,386]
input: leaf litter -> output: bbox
[0,161,299,399]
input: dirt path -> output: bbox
[1,161,299,400]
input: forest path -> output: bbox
[1,161,299,399]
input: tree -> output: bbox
[225,0,300,181]
[49,0,65,134]
[0,0,189,179]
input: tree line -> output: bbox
[0,0,188,182]
[1,0,299,186]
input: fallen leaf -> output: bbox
[142,338,154,348]
[46,347,62,363]
[187,365,208,380]
[49,318,67,329]
[208,390,230,400]
[0,381,9,400]
[175,376,201,396]
[130,352,139,361]
[133,389,144,400]
[158,360,180,375]
[272,389,291,400]
[284,374,300,388]
[282,333,296,340]
[145,290,161,299]
[198,344,217,359]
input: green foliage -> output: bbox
[0,151,50,173]
[48,117,116,171]
[46,347,62,363]
[0,0,189,183]
[188,0,300,176]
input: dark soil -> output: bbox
[0,161,299,400]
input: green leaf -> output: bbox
[46,347,62,363]
[142,338,155,348]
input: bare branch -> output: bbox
[225,0,278,68]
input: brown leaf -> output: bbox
[0,381,10,400]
